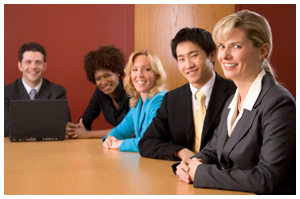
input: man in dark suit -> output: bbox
[4,42,70,137]
[138,27,236,161]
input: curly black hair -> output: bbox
[84,45,125,84]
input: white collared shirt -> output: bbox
[227,69,266,136]
[190,72,216,118]
[22,78,43,95]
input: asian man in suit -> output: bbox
[4,42,71,137]
[139,27,236,161]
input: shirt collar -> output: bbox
[189,72,216,101]
[229,69,266,111]
[22,78,43,94]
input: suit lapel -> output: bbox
[202,73,231,143]
[16,79,30,99]
[218,72,275,167]
[222,109,258,164]
[178,84,195,149]
[36,79,50,99]
[216,106,230,164]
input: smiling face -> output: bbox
[217,27,264,83]
[176,41,214,89]
[130,54,156,101]
[18,51,47,88]
[94,69,120,98]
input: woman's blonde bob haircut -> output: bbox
[123,50,167,107]
[212,10,275,78]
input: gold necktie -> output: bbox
[193,90,206,153]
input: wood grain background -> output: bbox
[134,4,234,91]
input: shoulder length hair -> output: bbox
[123,50,167,107]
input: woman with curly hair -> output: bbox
[102,50,167,152]
[66,46,130,139]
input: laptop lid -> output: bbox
[9,99,68,142]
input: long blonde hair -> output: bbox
[123,50,167,107]
[212,10,276,78]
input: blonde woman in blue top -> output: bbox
[102,50,167,152]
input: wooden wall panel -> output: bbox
[134,4,234,91]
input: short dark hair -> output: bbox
[18,42,47,62]
[171,27,216,60]
[84,45,125,84]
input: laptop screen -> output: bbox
[9,99,68,142]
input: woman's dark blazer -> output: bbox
[80,80,129,130]
[192,72,296,194]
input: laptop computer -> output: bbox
[9,99,68,142]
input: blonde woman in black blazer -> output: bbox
[175,10,295,195]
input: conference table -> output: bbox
[4,137,254,195]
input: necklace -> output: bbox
[238,95,242,112]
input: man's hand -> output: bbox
[176,148,195,160]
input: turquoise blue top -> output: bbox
[102,90,166,152]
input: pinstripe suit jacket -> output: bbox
[192,72,295,194]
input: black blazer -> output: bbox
[80,80,129,130]
[191,72,296,194]
[4,78,71,136]
[139,72,236,160]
